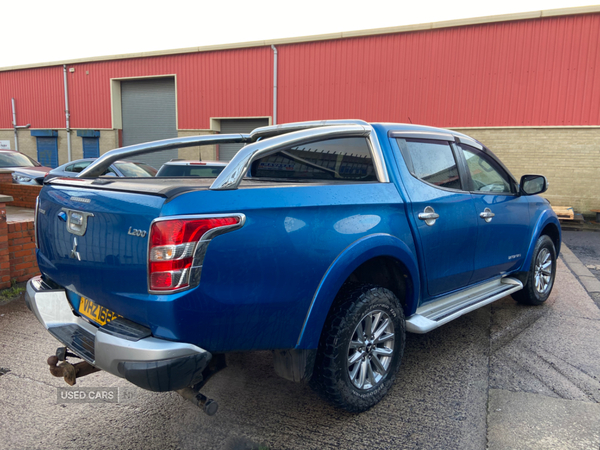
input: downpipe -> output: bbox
[271,45,278,125]
[63,65,72,162]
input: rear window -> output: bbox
[156,165,225,178]
[250,137,377,182]
[114,162,157,177]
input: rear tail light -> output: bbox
[148,215,244,292]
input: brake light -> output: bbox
[148,216,243,292]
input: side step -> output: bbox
[406,277,523,334]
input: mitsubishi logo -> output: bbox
[70,237,81,261]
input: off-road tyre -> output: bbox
[310,285,405,413]
[512,235,557,306]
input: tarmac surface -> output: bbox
[0,254,599,449]
[563,230,600,306]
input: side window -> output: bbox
[250,137,377,182]
[460,145,513,194]
[399,139,462,190]
[71,161,92,173]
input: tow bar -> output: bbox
[47,347,100,386]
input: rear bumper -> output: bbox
[25,276,211,392]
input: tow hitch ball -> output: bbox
[47,347,101,386]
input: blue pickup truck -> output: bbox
[25,120,560,413]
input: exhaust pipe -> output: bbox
[176,387,218,416]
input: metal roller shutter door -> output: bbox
[219,119,269,161]
[121,78,177,171]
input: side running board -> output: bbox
[406,277,523,334]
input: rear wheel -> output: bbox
[512,235,557,305]
[310,285,405,413]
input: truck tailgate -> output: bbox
[36,184,165,313]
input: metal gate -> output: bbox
[218,119,269,161]
[121,78,177,170]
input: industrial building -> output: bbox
[0,5,598,213]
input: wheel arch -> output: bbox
[295,233,419,350]
[522,210,561,273]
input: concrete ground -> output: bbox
[562,230,600,307]
[0,254,599,449]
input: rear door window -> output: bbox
[399,139,462,190]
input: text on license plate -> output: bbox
[78,297,121,326]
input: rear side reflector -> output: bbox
[148,215,244,292]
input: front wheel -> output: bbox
[512,235,557,305]
[310,285,405,413]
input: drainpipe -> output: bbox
[11,98,18,152]
[271,45,278,125]
[11,98,30,151]
[63,65,72,162]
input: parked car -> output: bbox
[156,160,227,178]
[25,120,560,415]
[0,150,51,184]
[47,158,157,179]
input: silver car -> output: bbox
[0,150,52,184]
[47,158,157,179]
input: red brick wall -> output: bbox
[0,184,42,209]
[7,221,39,283]
[0,172,42,209]
[0,202,9,289]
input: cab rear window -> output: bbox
[250,137,377,182]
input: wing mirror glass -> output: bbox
[519,175,548,196]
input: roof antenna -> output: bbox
[408,116,413,124]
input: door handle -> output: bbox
[418,206,439,226]
[480,208,495,223]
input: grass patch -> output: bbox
[0,279,25,305]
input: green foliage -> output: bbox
[0,279,25,303]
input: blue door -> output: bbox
[78,131,101,158]
[457,143,531,283]
[31,130,58,168]
[82,137,99,158]
[393,136,478,298]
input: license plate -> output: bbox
[78,297,121,326]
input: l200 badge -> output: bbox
[128,227,147,238]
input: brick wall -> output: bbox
[7,221,39,283]
[0,200,9,289]
[452,127,600,215]
[0,172,42,209]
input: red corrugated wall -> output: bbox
[278,13,600,126]
[1,13,598,129]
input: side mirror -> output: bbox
[519,175,548,196]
